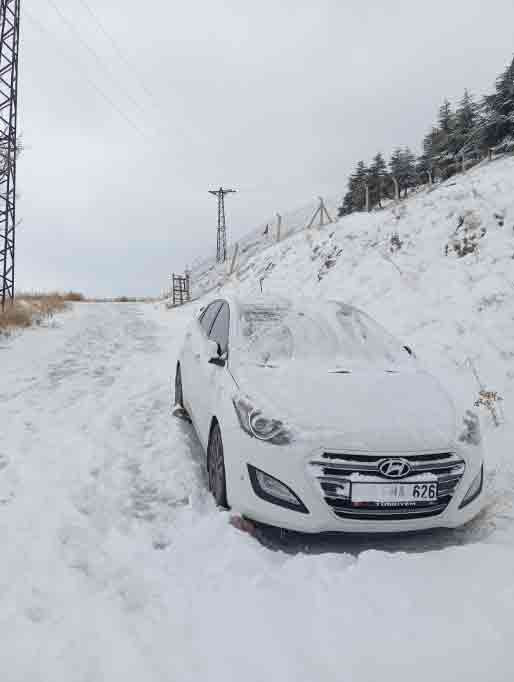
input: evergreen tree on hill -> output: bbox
[417,127,439,178]
[389,148,417,198]
[337,161,369,216]
[482,55,514,150]
[337,53,514,219]
[456,90,478,133]
[369,152,389,208]
[453,90,479,155]
[431,99,460,177]
[350,161,370,211]
[438,99,454,134]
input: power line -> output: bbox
[76,0,155,102]
[24,9,148,138]
[45,0,153,126]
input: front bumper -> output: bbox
[223,427,485,534]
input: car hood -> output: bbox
[233,364,457,452]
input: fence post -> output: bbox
[229,243,239,275]
[276,213,282,242]
[185,271,191,302]
[488,148,493,162]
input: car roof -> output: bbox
[225,295,359,315]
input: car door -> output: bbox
[183,301,222,430]
[201,302,231,437]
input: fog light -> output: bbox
[248,465,309,514]
[459,465,483,509]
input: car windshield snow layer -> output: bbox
[237,301,412,370]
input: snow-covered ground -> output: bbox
[2,156,514,680]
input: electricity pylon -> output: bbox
[208,187,236,263]
[0,0,20,311]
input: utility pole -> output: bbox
[0,0,20,311]
[208,187,236,263]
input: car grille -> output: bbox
[310,452,465,521]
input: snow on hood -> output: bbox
[234,363,457,452]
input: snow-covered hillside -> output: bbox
[1,156,513,681]
[196,155,514,509]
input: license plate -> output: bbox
[351,482,438,505]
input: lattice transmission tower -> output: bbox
[0,0,20,311]
[208,186,236,263]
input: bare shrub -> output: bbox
[62,291,85,302]
[0,301,32,334]
[467,358,504,427]
[0,291,80,336]
[445,211,486,258]
[389,232,403,253]
[474,390,504,427]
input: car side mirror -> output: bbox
[206,339,226,367]
[209,355,226,367]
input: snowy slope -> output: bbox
[2,302,514,682]
[190,194,340,297]
[202,155,514,511]
[1,156,514,682]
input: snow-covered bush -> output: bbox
[445,210,486,257]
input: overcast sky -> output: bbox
[17,0,514,297]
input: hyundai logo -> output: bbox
[379,458,412,479]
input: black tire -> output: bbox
[174,364,184,408]
[207,423,229,509]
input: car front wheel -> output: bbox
[207,423,229,509]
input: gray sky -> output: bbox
[17,0,514,296]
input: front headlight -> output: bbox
[459,465,484,508]
[232,396,292,445]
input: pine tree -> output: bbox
[453,90,479,155]
[337,191,353,217]
[389,148,417,198]
[337,161,369,215]
[369,152,388,208]
[456,90,477,133]
[417,127,439,178]
[400,147,417,196]
[482,55,514,149]
[350,161,369,211]
[438,99,454,134]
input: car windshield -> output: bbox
[237,302,412,369]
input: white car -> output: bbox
[174,296,485,534]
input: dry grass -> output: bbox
[87,296,156,303]
[0,291,84,336]
[18,290,85,302]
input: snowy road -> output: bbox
[1,303,513,682]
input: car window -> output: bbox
[237,302,412,369]
[208,303,230,354]
[199,301,222,335]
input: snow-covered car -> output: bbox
[174,296,485,534]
